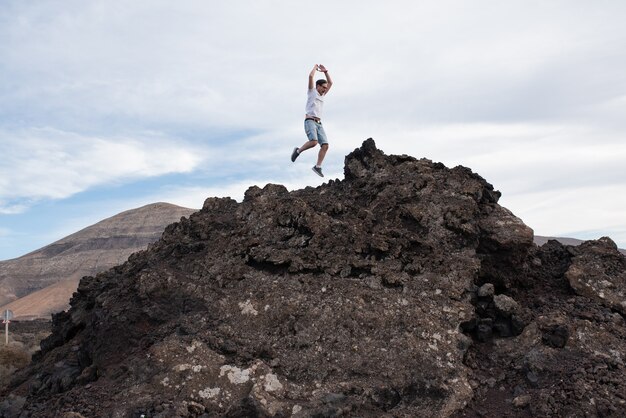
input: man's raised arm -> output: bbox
[308,64,318,90]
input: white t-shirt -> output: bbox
[305,88,325,118]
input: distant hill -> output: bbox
[535,235,626,255]
[0,202,196,319]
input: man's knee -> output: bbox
[321,143,329,149]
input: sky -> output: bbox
[1,0,625,260]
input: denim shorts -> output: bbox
[304,119,329,145]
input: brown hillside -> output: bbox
[0,202,195,318]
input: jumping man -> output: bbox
[291,64,333,177]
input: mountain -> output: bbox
[2,139,625,417]
[0,203,196,319]
[534,236,586,247]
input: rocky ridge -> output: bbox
[534,236,626,256]
[2,139,625,417]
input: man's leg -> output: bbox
[316,143,329,166]
[302,120,319,153]
[299,140,318,153]
[293,120,320,162]
[311,124,327,177]
[315,124,329,167]
[292,140,317,162]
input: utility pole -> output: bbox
[2,310,13,345]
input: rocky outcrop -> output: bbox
[534,236,626,256]
[457,238,626,417]
[565,237,626,315]
[2,139,625,417]
[0,203,195,318]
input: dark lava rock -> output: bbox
[541,324,570,349]
[2,139,625,418]
[565,237,626,315]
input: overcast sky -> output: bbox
[1,0,625,260]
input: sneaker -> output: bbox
[312,166,324,177]
[291,147,299,162]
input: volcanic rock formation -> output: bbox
[2,139,625,417]
[534,236,626,256]
[0,203,195,319]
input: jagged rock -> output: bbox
[541,324,569,349]
[477,283,495,298]
[0,395,25,417]
[493,294,519,316]
[456,238,626,418]
[2,139,625,418]
[512,394,532,408]
[565,237,626,314]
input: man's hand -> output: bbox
[318,64,332,92]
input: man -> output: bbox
[291,64,333,177]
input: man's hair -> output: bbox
[316,79,327,87]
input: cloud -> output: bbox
[0,128,205,213]
[333,121,626,188]
[501,184,626,245]
[4,1,620,131]
[2,2,625,158]
[0,200,32,215]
